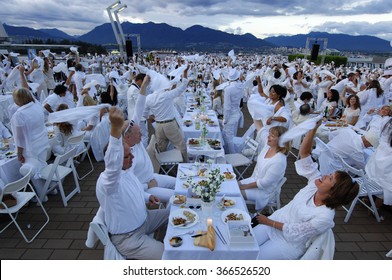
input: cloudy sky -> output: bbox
[1,0,392,42]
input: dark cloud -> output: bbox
[0,0,391,39]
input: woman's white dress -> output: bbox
[11,101,49,176]
[242,146,287,210]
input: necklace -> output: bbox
[314,193,324,207]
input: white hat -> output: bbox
[228,68,240,81]
[384,58,392,69]
[382,69,392,77]
[364,130,379,148]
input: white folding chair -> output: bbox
[225,136,259,180]
[312,137,343,175]
[300,229,335,260]
[148,134,183,175]
[233,123,256,153]
[66,132,94,180]
[246,177,287,212]
[86,208,125,260]
[0,169,49,243]
[339,156,384,223]
[39,147,81,207]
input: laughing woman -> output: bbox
[253,121,359,260]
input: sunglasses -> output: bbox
[123,120,135,137]
[188,205,201,210]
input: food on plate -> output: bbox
[173,195,186,204]
[188,138,200,145]
[172,217,187,225]
[183,210,196,222]
[222,199,235,207]
[183,120,192,127]
[223,171,235,180]
[225,213,244,222]
[197,168,208,177]
[207,139,221,147]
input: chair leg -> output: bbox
[367,194,382,222]
[76,151,94,180]
[3,192,50,243]
[343,197,358,223]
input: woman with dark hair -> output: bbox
[293,91,313,111]
[357,80,386,115]
[341,94,361,125]
[319,88,339,117]
[100,80,118,106]
[239,126,290,211]
[253,121,359,259]
[255,78,291,148]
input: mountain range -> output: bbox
[3,22,392,53]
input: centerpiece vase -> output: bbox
[201,197,215,218]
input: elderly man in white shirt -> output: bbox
[222,68,244,153]
[96,106,169,260]
[127,73,148,147]
[143,65,190,160]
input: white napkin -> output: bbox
[279,115,323,146]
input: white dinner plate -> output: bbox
[222,171,236,181]
[221,208,251,224]
[170,208,199,228]
[169,195,187,205]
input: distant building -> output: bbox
[347,56,388,69]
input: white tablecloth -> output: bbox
[162,195,259,260]
[181,110,222,141]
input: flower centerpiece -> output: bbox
[187,168,225,203]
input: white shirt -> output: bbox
[144,79,188,122]
[130,143,155,188]
[127,83,141,120]
[223,81,244,118]
[96,136,150,235]
[43,93,61,112]
[265,156,335,259]
[249,146,287,210]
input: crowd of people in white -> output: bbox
[0,48,391,259]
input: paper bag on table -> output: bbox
[193,225,216,251]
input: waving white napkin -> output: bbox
[247,94,273,121]
[48,104,110,124]
[85,74,106,87]
[168,64,187,79]
[228,49,236,63]
[278,115,323,146]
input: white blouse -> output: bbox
[263,156,335,259]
